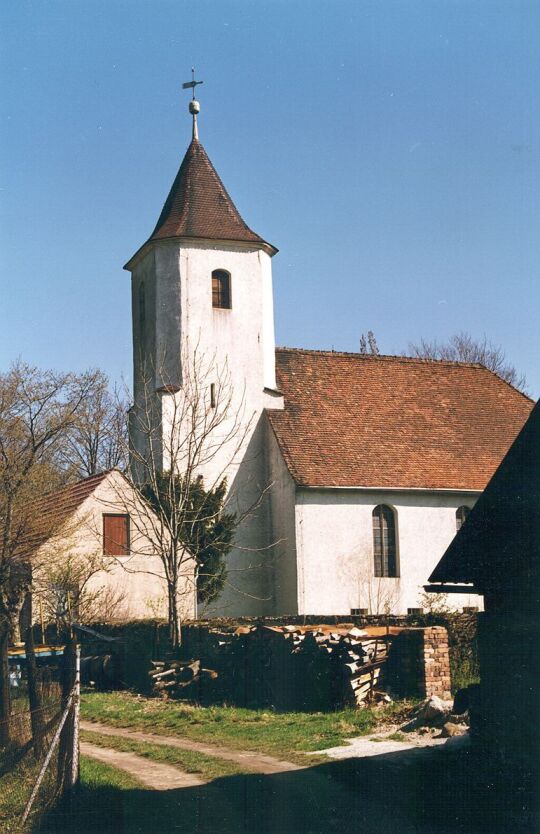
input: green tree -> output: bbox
[142,473,236,608]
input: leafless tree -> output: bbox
[121,345,269,648]
[34,517,128,631]
[359,331,380,355]
[406,331,527,393]
[59,369,128,478]
[0,361,97,743]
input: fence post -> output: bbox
[57,636,78,795]
[70,645,80,789]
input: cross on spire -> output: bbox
[182,68,204,141]
[182,67,203,99]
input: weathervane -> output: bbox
[182,68,203,141]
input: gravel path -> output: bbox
[81,720,303,774]
[80,741,205,790]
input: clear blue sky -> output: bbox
[1,1,539,396]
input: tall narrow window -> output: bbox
[456,505,470,531]
[372,505,398,577]
[212,270,231,309]
[103,514,130,556]
[210,383,216,408]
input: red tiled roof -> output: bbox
[36,470,111,527]
[266,349,534,491]
[147,139,275,253]
[13,471,112,559]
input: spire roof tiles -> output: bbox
[126,139,275,268]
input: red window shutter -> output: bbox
[103,515,130,556]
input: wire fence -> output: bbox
[0,646,79,833]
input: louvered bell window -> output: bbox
[456,505,470,531]
[372,505,398,577]
[212,270,231,309]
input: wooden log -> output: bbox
[148,668,176,680]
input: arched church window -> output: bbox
[372,505,398,577]
[139,282,146,333]
[212,270,231,309]
[456,505,470,531]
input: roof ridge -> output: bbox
[275,346,487,370]
[40,468,114,501]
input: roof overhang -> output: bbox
[124,234,278,272]
[295,484,483,495]
[424,583,480,595]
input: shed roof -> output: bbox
[267,348,533,491]
[429,399,540,588]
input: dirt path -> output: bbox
[81,720,302,774]
[80,741,205,790]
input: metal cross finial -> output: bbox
[182,68,204,140]
[182,67,203,99]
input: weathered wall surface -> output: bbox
[293,488,482,615]
[266,423,298,615]
[35,471,195,623]
[149,240,282,617]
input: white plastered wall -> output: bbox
[293,488,483,615]
[35,471,195,622]
[130,240,283,616]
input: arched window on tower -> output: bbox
[456,505,470,531]
[212,270,231,309]
[372,505,399,577]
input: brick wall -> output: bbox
[385,626,451,700]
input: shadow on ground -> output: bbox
[41,742,536,834]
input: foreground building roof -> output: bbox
[267,348,533,491]
[429,399,540,590]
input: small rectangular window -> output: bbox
[103,514,130,556]
[210,383,216,408]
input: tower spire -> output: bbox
[182,67,204,141]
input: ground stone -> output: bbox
[440,722,468,739]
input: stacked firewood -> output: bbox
[177,623,399,710]
[148,659,218,700]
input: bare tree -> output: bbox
[123,345,268,648]
[406,331,527,393]
[0,361,96,743]
[359,331,380,355]
[34,519,128,632]
[59,369,128,478]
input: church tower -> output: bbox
[124,82,282,614]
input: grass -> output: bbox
[81,729,247,779]
[370,731,408,743]
[79,755,143,790]
[0,745,61,834]
[39,756,146,833]
[81,691,399,761]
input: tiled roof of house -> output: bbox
[266,348,533,491]
[146,139,275,253]
[12,471,112,559]
[36,470,112,526]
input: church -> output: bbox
[123,92,533,617]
